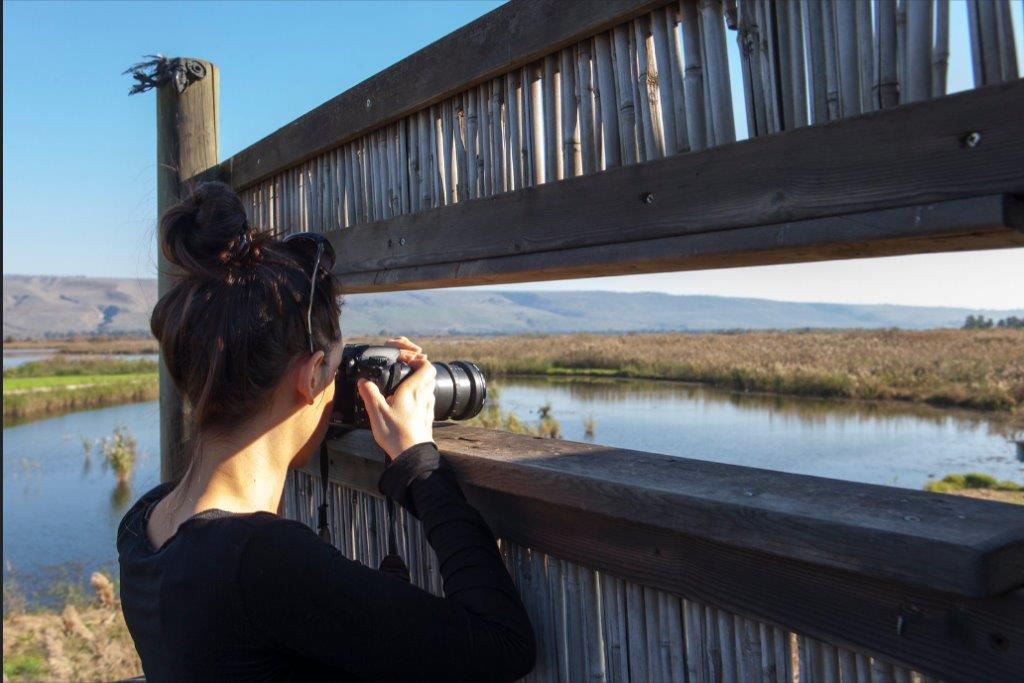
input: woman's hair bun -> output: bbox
[161,181,257,279]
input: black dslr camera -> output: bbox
[331,344,487,428]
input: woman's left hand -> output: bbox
[385,336,427,364]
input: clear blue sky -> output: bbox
[3,0,1022,309]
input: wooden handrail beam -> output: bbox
[309,425,1024,681]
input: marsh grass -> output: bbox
[2,358,158,424]
[420,329,1024,414]
[100,425,137,485]
[924,472,1024,505]
[463,387,561,438]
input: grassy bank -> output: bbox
[419,329,1024,414]
[3,358,158,424]
[4,336,157,355]
[924,473,1024,505]
[3,576,142,682]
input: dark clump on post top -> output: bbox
[151,181,341,432]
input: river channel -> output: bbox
[3,376,1021,610]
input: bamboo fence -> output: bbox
[238,0,1020,237]
[284,469,942,683]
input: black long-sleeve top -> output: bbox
[116,443,536,682]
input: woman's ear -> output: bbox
[295,351,326,405]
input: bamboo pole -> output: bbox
[527,65,543,185]
[703,605,722,681]
[784,0,808,128]
[488,79,502,193]
[453,98,468,202]
[684,0,708,147]
[506,73,521,190]
[932,0,950,98]
[995,0,1019,81]
[542,54,559,181]
[478,84,492,195]
[154,57,219,481]
[904,0,934,102]
[592,40,605,171]
[834,0,862,115]
[429,105,441,207]
[875,0,899,108]
[856,0,874,112]
[715,608,737,681]
[464,91,478,198]
[664,10,690,153]
[576,43,598,174]
[650,7,679,155]
[700,0,735,142]
[739,0,769,136]
[559,47,582,177]
[594,33,621,168]
[624,582,649,680]
[387,124,399,218]
[896,0,907,98]
[753,0,779,133]
[683,599,708,683]
[802,0,829,123]
[440,99,452,205]
[633,16,660,159]
[612,25,638,164]
[821,0,841,119]
[682,0,710,148]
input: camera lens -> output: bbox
[432,361,487,421]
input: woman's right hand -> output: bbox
[357,357,436,461]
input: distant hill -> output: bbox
[4,274,1022,339]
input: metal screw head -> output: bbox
[399,237,406,246]
[964,131,982,148]
[640,192,654,204]
[365,98,372,109]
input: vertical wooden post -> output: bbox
[155,58,220,482]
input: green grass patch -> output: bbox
[3,652,47,677]
[4,373,155,391]
[3,377,159,424]
[924,472,1024,493]
[3,357,157,378]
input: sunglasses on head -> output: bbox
[283,233,337,355]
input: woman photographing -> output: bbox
[116,181,536,681]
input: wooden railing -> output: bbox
[161,0,1024,680]
[212,0,1024,292]
[282,426,1024,681]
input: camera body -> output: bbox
[332,344,487,428]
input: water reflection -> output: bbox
[500,376,1023,441]
[111,481,133,513]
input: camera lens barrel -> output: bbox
[432,361,487,421]
[334,344,487,427]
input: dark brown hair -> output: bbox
[151,181,342,433]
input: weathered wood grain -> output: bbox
[156,58,219,482]
[323,82,1024,291]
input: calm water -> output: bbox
[3,378,1021,608]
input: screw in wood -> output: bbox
[964,131,981,148]
[640,192,654,204]
[366,98,373,109]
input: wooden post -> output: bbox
[155,57,220,482]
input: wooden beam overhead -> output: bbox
[322,81,1024,292]
[218,0,671,190]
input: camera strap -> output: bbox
[379,496,411,583]
[317,441,330,543]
